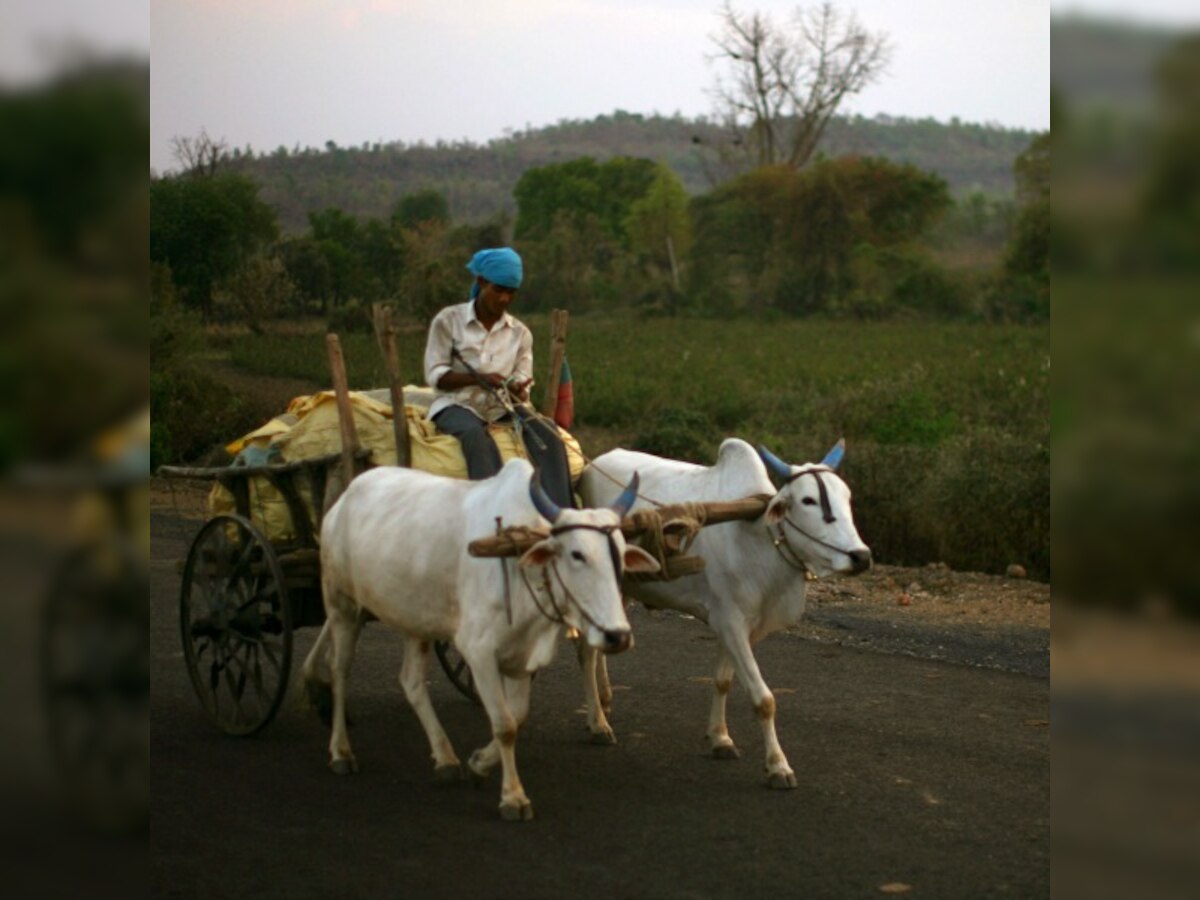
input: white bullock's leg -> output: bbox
[467,663,533,821]
[300,621,334,722]
[578,643,616,745]
[706,651,739,759]
[327,608,364,775]
[468,673,533,775]
[596,650,613,714]
[398,637,462,781]
[712,622,797,789]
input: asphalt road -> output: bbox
[151,513,1048,899]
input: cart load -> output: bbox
[209,386,586,544]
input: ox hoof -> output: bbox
[711,744,741,761]
[329,757,358,776]
[589,728,617,746]
[765,771,798,790]
[434,763,465,784]
[499,801,534,822]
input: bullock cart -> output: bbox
[159,446,769,737]
[157,313,772,737]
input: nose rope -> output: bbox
[508,523,625,630]
[759,469,863,568]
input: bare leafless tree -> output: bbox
[704,2,891,177]
[170,128,228,177]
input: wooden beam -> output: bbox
[157,451,360,480]
[325,333,361,494]
[540,308,569,419]
[371,302,411,468]
[467,496,769,558]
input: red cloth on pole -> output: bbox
[554,357,574,429]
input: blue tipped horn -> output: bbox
[756,445,793,483]
[609,472,640,518]
[529,473,563,523]
[821,438,846,471]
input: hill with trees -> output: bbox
[218,112,1036,234]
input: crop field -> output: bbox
[221,317,1049,579]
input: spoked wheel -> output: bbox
[434,641,480,704]
[42,537,149,833]
[180,514,292,736]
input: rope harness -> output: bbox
[494,518,626,630]
[766,466,861,572]
[621,505,709,581]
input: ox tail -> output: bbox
[301,620,334,726]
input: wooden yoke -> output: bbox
[325,333,361,498]
[371,303,410,467]
[467,496,770,580]
[541,309,569,420]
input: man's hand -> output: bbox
[507,377,532,401]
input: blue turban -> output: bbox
[467,248,523,298]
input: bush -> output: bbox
[150,367,270,467]
[630,407,717,464]
[326,300,373,335]
[848,434,1049,580]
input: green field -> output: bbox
[220,317,1049,580]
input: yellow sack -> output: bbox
[209,388,585,544]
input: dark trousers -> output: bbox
[432,405,576,509]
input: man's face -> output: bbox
[477,278,518,318]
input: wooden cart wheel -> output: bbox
[434,640,480,704]
[180,514,292,736]
[42,537,149,833]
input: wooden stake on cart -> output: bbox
[541,308,569,420]
[371,302,411,468]
[325,332,361,497]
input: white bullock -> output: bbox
[303,458,659,820]
[578,438,871,788]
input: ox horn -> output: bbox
[529,472,563,523]
[609,471,640,518]
[821,438,846,471]
[756,444,793,483]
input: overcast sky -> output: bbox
[142,0,1058,173]
[7,2,1197,173]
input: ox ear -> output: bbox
[756,444,793,483]
[820,438,846,471]
[764,492,790,526]
[622,544,661,575]
[518,538,559,569]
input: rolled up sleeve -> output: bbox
[515,326,534,388]
[424,311,454,388]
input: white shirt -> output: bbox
[424,299,535,422]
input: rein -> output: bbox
[762,468,861,571]
[503,522,624,630]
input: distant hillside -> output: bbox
[223,112,1037,234]
[1051,14,1179,115]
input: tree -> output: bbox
[513,156,657,245]
[212,255,298,333]
[392,188,449,229]
[169,128,228,177]
[149,172,279,315]
[398,221,462,325]
[689,157,949,315]
[984,132,1049,322]
[624,164,693,301]
[705,2,890,176]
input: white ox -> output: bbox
[578,438,871,788]
[303,458,659,820]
